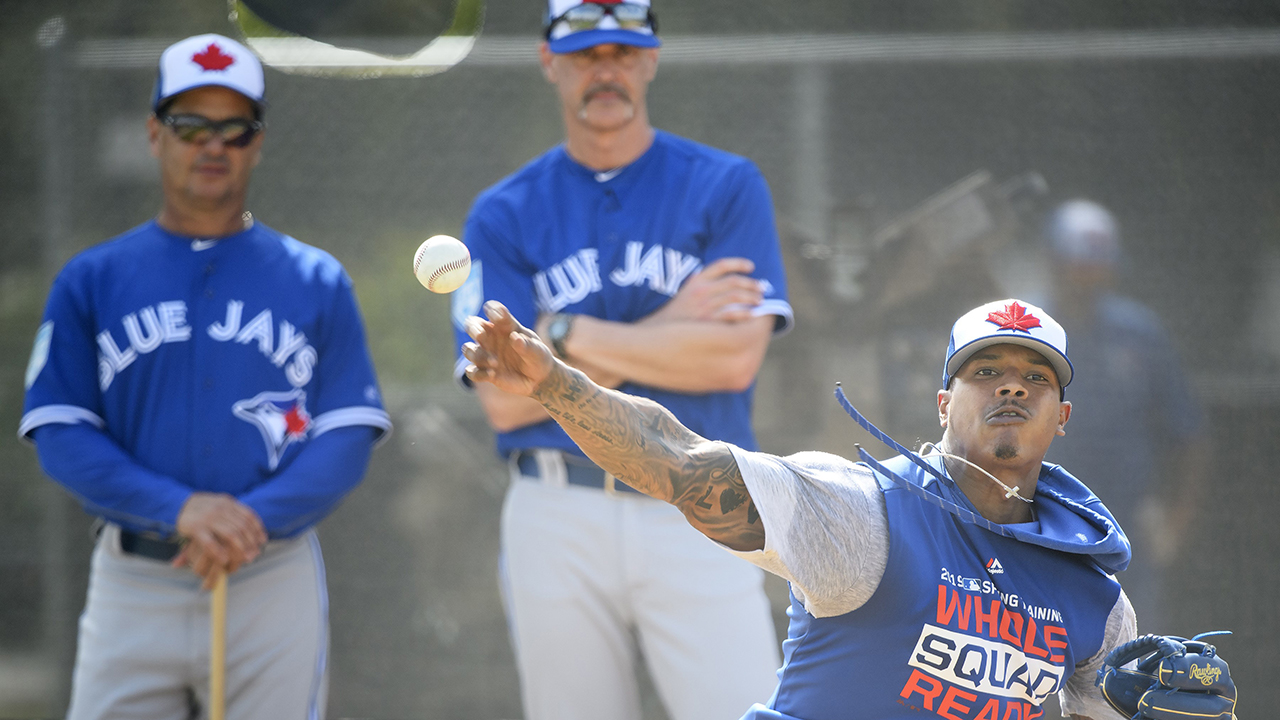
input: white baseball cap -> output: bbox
[545,0,661,54]
[943,299,1073,390]
[152,34,265,118]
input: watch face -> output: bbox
[549,313,573,358]
[547,314,565,337]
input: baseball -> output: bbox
[412,235,470,293]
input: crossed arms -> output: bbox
[473,257,777,433]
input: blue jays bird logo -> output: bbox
[232,389,312,471]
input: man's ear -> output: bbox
[147,115,162,158]
[248,129,264,169]
[938,389,951,428]
[643,47,660,82]
[1056,400,1072,437]
[538,42,558,83]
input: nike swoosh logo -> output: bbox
[594,167,624,183]
[191,239,218,251]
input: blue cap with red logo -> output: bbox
[152,34,265,118]
[545,0,661,54]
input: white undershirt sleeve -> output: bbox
[1058,586,1137,719]
[723,445,890,618]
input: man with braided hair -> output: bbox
[463,297,1143,720]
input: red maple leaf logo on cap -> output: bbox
[986,301,1042,332]
[192,43,236,71]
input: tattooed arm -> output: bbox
[464,301,764,552]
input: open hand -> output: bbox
[641,257,763,324]
[464,301,557,397]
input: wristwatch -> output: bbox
[546,313,576,360]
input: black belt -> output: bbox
[119,530,183,562]
[515,450,642,494]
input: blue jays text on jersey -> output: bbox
[21,219,391,532]
[451,130,793,458]
[92,297,320,393]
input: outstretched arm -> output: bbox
[464,301,764,551]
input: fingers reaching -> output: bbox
[461,302,557,395]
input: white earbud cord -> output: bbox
[918,442,1034,504]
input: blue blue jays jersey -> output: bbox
[748,455,1123,720]
[451,130,793,457]
[20,219,391,532]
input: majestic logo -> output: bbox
[986,557,1005,575]
[986,301,1041,333]
[232,389,311,471]
[192,43,236,71]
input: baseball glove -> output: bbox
[1096,631,1236,720]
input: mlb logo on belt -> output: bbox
[233,389,311,470]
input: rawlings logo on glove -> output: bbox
[1096,631,1236,720]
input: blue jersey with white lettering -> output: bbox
[451,130,792,458]
[745,455,1122,720]
[20,219,391,533]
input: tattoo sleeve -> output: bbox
[531,363,765,552]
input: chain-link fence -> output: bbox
[2,2,1279,718]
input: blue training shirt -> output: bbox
[451,130,793,458]
[20,219,392,535]
[746,454,1124,720]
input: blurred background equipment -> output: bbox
[789,169,1049,451]
[847,169,1046,315]
[3,2,1279,718]
[230,0,483,76]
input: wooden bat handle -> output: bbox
[210,571,228,720]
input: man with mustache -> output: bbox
[448,1,792,718]
[20,34,390,718]
[462,298,1140,720]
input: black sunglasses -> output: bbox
[545,2,657,39]
[159,113,264,148]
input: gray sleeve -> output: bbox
[1058,586,1137,719]
[724,445,889,618]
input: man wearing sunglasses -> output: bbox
[21,34,390,719]
[450,2,791,719]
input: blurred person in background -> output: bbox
[447,1,792,718]
[1042,199,1209,631]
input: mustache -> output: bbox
[583,83,631,104]
[194,155,231,167]
[987,399,1032,418]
